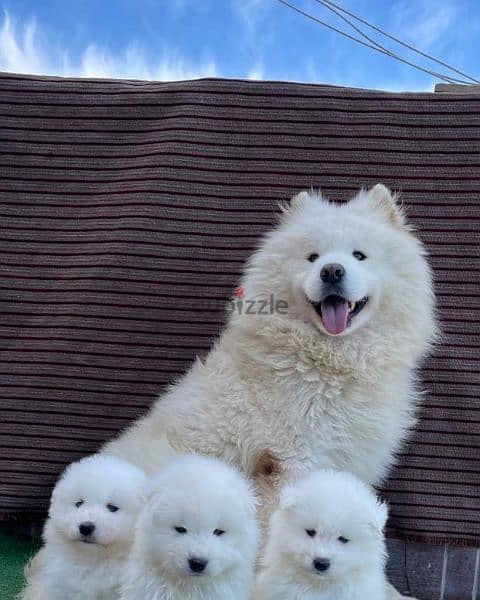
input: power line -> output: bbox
[312,0,405,61]
[314,0,474,85]
[275,0,474,85]
[276,0,465,84]
[315,0,480,84]
[276,0,470,84]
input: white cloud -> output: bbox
[0,8,443,91]
[0,10,218,80]
[411,9,458,48]
[247,62,264,80]
[391,0,459,49]
[233,0,264,39]
[232,0,274,48]
[0,11,54,74]
[79,43,217,80]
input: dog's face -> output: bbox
[140,456,258,583]
[267,471,387,584]
[49,455,146,549]
[243,185,433,339]
[144,496,251,580]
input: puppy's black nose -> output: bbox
[79,522,95,537]
[188,557,208,573]
[320,263,345,284]
[313,558,330,572]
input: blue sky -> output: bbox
[1,0,479,91]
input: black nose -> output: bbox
[320,263,345,284]
[79,522,95,537]
[188,557,208,573]
[313,558,330,572]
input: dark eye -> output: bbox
[75,500,84,508]
[213,529,225,536]
[106,504,119,513]
[306,529,316,538]
[307,253,319,263]
[338,536,350,544]
[175,526,187,534]
[353,251,367,261]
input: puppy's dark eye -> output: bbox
[352,251,367,261]
[307,253,319,263]
[213,529,225,536]
[175,526,187,534]
[106,504,119,513]
[75,500,84,508]
[338,536,350,544]
[306,529,316,537]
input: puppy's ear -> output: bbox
[147,486,167,504]
[350,184,406,227]
[147,491,171,526]
[247,485,260,512]
[145,475,171,508]
[369,500,388,535]
[290,190,312,211]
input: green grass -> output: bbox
[0,532,41,600]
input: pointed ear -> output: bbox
[278,190,312,220]
[369,500,388,534]
[146,475,169,502]
[148,490,172,525]
[147,488,164,505]
[290,190,312,211]
[352,184,405,227]
[245,489,260,515]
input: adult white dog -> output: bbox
[105,184,436,599]
[19,455,147,600]
[120,454,258,600]
[254,469,388,600]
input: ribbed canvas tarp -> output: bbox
[0,73,479,547]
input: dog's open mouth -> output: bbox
[308,295,369,335]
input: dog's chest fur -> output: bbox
[156,323,412,492]
[105,318,415,517]
[244,359,406,489]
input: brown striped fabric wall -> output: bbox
[0,73,479,548]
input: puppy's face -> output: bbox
[268,475,387,584]
[143,491,256,581]
[273,512,382,581]
[49,457,146,549]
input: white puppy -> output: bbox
[19,455,147,600]
[121,454,259,600]
[255,470,388,600]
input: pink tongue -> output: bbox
[321,299,349,335]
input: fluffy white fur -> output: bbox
[19,455,147,600]
[103,185,436,599]
[120,454,259,600]
[104,185,435,508]
[254,469,388,600]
